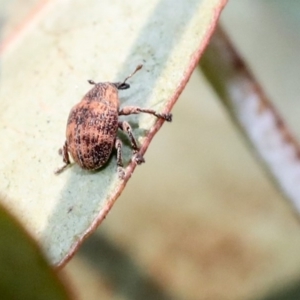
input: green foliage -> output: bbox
[0,203,70,300]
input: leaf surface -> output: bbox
[0,0,227,266]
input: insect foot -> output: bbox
[133,153,145,165]
[163,113,172,122]
[55,64,173,177]
[117,166,126,179]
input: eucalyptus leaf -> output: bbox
[0,0,227,266]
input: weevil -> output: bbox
[55,65,172,178]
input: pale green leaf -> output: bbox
[0,0,227,266]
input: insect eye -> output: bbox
[117,82,130,90]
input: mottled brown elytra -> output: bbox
[55,65,172,178]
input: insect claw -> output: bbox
[164,113,172,122]
[118,166,125,179]
[133,153,145,165]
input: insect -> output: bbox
[55,64,172,178]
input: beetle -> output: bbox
[55,64,172,178]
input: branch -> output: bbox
[200,25,300,213]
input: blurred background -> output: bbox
[3,1,300,299]
[62,2,300,299]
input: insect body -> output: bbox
[55,65,172,177]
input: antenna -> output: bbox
[121,64,143,85]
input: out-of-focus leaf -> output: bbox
[0,201,70,299]
[200,26,300,213]
[0,0,227,266]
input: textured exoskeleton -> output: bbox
[55,65,172,178]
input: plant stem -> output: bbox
[200,25,300,214]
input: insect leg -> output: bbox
[119,106,172,122]
[55,141,71,174]
[118,121,139,151]
[118,121,145,164]
[115,138,125,179]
